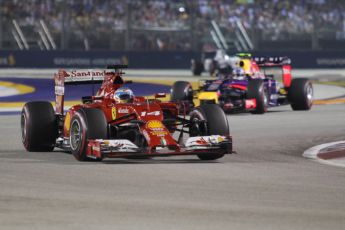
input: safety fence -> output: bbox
[1,50,345,69]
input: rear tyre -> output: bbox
[247,79,268,114]
[208,60,217,76]
[170,81,194,114]
[190,104,229,160]
[170,81,193,102]
[70,108,107,161]
[288,78,313,110]
[21,101,57,152]
[191,60,204,76]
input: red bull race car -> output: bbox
[172,56,313,114]
[21,65,232,161]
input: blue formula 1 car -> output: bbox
[171,56,313,114]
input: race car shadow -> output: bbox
[102,158,221,164]
[228,109,287,116]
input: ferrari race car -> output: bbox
[171,56,313,114]
[21,65,232,161]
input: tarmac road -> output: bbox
[1,104,345,230]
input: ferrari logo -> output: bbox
[111,107,117,120]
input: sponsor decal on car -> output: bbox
[160,137,167,146]
[141,111,160,116]
[146,120,168,136]
[146,120,164,129]
[185,135,229,149]
[118,108,129,113]
[70,70,106,77]
[150,130,168,137]
[111,107,117,120]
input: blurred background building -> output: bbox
[0,0,344,52]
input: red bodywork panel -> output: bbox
[245,99,256,109]
[231,84,247,91]
[282,65,292,87]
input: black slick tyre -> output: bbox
[189,104,229,160]
[288,78,313,110]
[21,101,57,152]
[191,60,204,76]
[247,79,268,114]
[170,81,193,102]
[69,108,107,161]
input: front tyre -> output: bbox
[190,104,230,160]
[288,78,313,110]
[70,108,107,161]
[21,101,57,151]
[247,79,268,114]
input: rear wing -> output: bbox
[54,65,127,114]
[60,65,128,85]
[253,56,291,66]
[253,57,292,87]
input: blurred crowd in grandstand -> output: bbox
[0,0,344,51]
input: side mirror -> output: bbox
[154,93,166,98]
[92,96,104,101]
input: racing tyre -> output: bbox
[70,108,107,161]
[191,60,204,76]
[190,104,230,160]
[170,81,193,102]
[21,101,57,152]
[288,78,313,111]
[208,60,218,76]
[247,79,268,114]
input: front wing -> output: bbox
[86,135,232,159]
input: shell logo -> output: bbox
[146,120,163,129]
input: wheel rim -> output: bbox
[263,91,268,107]
[21,113,27,143]
[185,86,193,100]
[70,119,82,150]
[260,86,268,108]
[306,84,313,104]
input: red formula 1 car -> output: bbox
[21,65,232,161]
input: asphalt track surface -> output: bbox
[1,70,345,229]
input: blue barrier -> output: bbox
[0,50,345,69]
[0,50,194,69]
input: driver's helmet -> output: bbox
[232,67,245,79]
[114,87,134,103]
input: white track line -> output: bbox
[0,86,19,97]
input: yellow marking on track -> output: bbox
[0,100,81,108]
[127,78,176,86]
[0,102,26,107]
[314,98,345,105]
